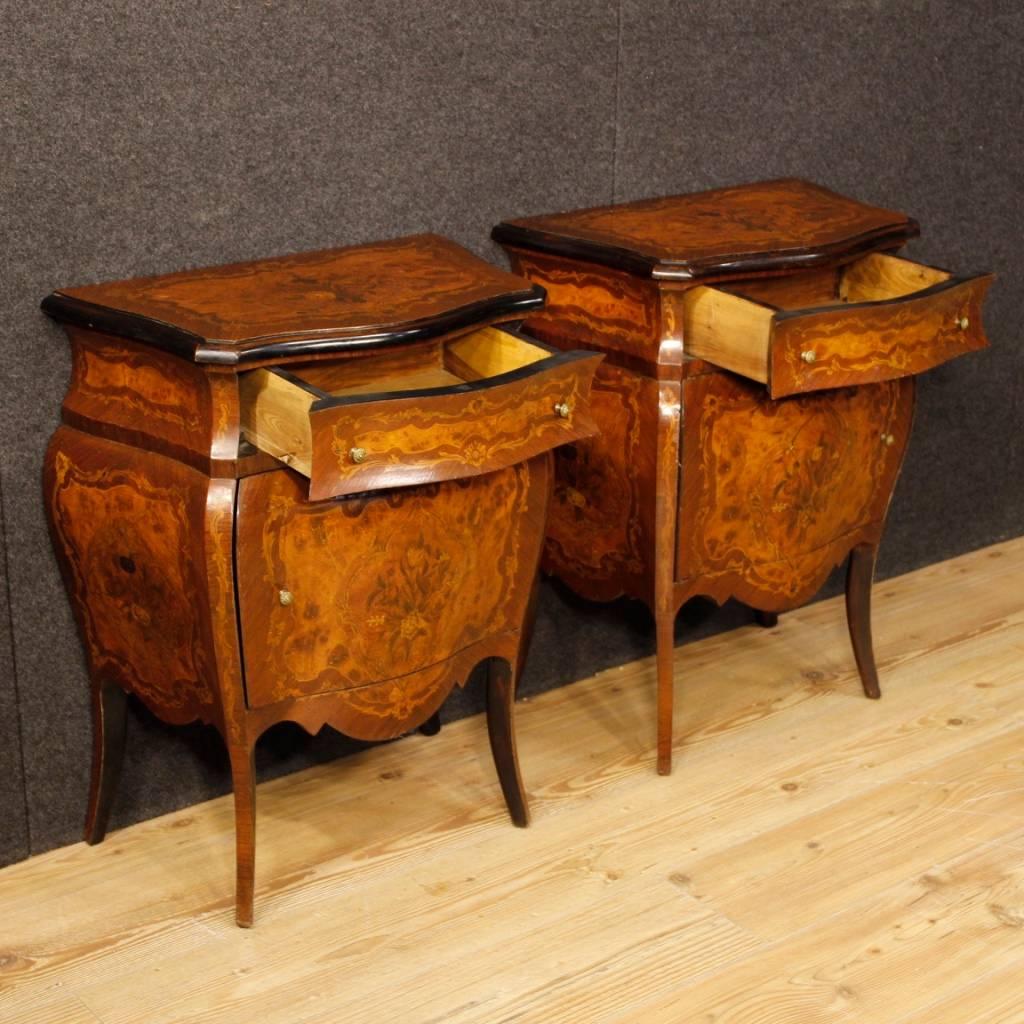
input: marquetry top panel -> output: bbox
[42,234,545,365]
[493,179,918,280]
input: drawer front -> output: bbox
[770,273,991,397]
[236,459,548,713]
[683,255,992,399]
[306,352,600,500]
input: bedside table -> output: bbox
[42,234,601,925]
[493,179,993,775]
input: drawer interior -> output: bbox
[238,326,555,476]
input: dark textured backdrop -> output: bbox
[2,1,1021,867]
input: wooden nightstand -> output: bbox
[42,234,601,926]
[493,179,993,775]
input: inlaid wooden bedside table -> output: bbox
[493,179,993,775]
[42,234,600,926]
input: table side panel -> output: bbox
[60,326,241,472]
[43,426,228,727]
[543,360,660,605]
[503,247,662,363]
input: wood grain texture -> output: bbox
[494,178,918,280]
[43,426,225,727]
[61,327,242,475]
[2,538,1022,1023]
[235,459,548,721]
[846,543,882,699]
[682,283,776,383]
[840,251,949,301]
[497,179,993,776]
[503,247,664,365]
[675,374,915,609]
[770,271,992,397]
[244,632,521,745]
[42,234,545,365]
[543,359,656,603]
[282,338,446,392]
[305,351,601,500]
[651,289,685,774]
[237,326,601,499]
[683,260,993,398]
[723,264,839,308]
[83,680,128,846]
[444,325,552,379]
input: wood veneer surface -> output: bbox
[42,234,545,364]
[493,178,918,279]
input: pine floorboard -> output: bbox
[1,539,1022,1023]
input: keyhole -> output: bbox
[119,555,136,574]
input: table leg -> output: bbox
[846,543,881,699]
[655,611,676,776]
[84,679,127,845]
[228,741,257,928]
[486,658,529,828]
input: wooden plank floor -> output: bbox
[2,538,1023,1024]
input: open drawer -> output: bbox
[239,326,601,500]
[682,253,993,398]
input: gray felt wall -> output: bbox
[2,0,1021,867]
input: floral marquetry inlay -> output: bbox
[237,461,547,718]
[676,373,915,605]
[44,432,219,722]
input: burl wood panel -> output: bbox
[236,458,550,729]
[503,247,663,365]
[494,179,917,280]
[44,426,226,727]
[43,234,544,365]
[675,373,916,609]
[306,352,601,500]
[770,275,993,398]
[723,265,840,308]
[543,361,658,604]
[61,327,241,472]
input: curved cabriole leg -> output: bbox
[486,658,529,828]
[655,612,676,776]
[84,680,128,845]
[754,610,779,629]
[228,742,257,928]
[846,543,882,700]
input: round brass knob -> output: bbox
[554,402,571,419]
[349,447,368,464]
[957,316,970,330]
[279,589,294,607]
[882,433,895,446]
[800,350,817,364]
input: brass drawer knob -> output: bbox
[554,401,571,419]
[800,350,817,364]
[882,433,895,446]
[957,316,970,330]
[349,446,368,464]
[279,589,294,607]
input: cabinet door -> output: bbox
[676,372,914,608]
[235,461,547,721]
